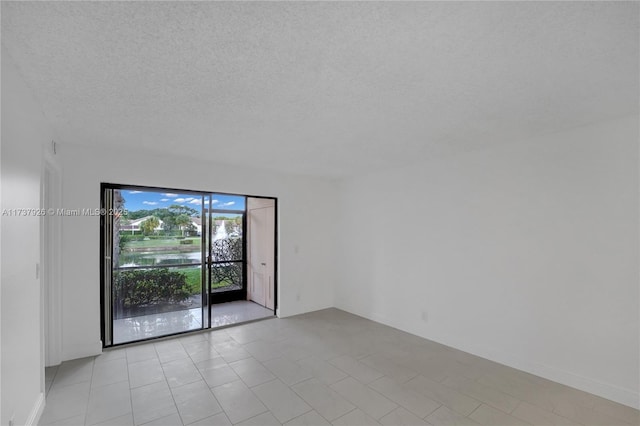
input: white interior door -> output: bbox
[249,205,266,307]
[248,198,275,309]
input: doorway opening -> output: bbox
[100,184,277,347]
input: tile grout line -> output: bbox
[124,348,135,426]
[157,342,186,426]
[420,403,443,421]
[82,358,96,426]
[288,378,346,425]
[179,334,227,426]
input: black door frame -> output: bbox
[100,182,278,348]
[206,204,247,305]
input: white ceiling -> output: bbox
[2,1,638,178]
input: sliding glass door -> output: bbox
[101,185,261,347]
[102,186,207,345]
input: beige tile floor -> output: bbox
[40,309,638,426]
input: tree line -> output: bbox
[123,205,199,234]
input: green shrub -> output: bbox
[179,239,193,245]
[211,262,242,290]
[114,268,191,310]
[118,234,130,251]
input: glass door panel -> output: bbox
[108,187,205,345]
[207,194,247,307]
[211,213,244,293]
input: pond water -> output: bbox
[118,250,201,267]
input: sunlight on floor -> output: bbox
[113,300,274,344]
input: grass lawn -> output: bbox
[176,266,238,294]
[177,267,202,294]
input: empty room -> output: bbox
[1,1,638,426]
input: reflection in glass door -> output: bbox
[102,186,206,345]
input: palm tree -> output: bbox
[141,216,160,236]
[175,214,191,237]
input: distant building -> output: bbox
[119,216,164,233]
[191,217,202,235]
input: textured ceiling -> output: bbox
[2,1,638,178]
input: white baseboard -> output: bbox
[515,357,639,410]
[26,392,45,426]
[63,340,102,361]
[279,302,333,318]
[336,304,640,410]
[434,332,640,410]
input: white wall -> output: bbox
[57,143,338,360]
[336,116,639,408]
[1,48,53,425]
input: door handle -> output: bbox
[261,262,266,266]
